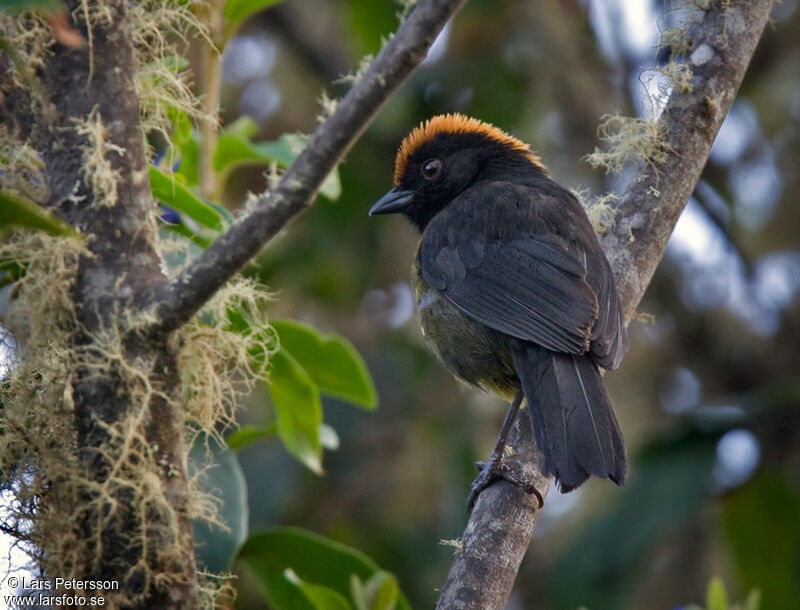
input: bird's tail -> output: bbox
[513,342,628,492]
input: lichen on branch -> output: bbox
[584,112,669,175]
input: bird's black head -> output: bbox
[369,114,548,231]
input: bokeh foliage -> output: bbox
[2,0,799,608]
[222,2,800,609]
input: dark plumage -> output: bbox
[370,114,628,500]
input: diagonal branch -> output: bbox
[435,1,773,608]
[598,0,773,325]
[145,0,466,337]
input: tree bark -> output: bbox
[35,0,197,606]
[435,1,773,607]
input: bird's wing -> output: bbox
[419,185,599,355]
[586,252,628,369]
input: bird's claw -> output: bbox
[467,457,544,511]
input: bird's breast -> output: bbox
[411,261,518,399]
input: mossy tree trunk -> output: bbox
[33,0,199,606]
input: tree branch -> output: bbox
[145,0,466,337]
[435,1,773,607]
[599,0,773,325]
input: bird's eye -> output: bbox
[421,158,443,181]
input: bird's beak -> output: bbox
[369,188,414,216]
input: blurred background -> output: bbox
[195,0,799,608]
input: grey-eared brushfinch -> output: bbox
[369,114,629,509]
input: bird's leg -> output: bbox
[467,389,531,511]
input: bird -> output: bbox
[369,114,629,509]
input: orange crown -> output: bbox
[394,113,544,185]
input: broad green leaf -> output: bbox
[189,434,248,572]
[706,577,728,610]
[285,569,353,610]
[272,319,377,409]
[0,191,79,238]
[219,115,260,141]
[214,122,341,201]
[351,575,369,610]
[351,572,399,610]
[227,422,336,452]
[267,350,323,473]
[149,166,225,232]
[226,424,277,450]
[239,527,380,610]
[368,572,399,610]
[224,0,284,33]
[214,122,275,176]
[206,199,236,225]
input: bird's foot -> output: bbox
[466,454,543,512]
[466,456,505,512]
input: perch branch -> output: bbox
[145,0,466,336]
[435,1,773,608]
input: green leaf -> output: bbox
[351,572,399,610]
[285,569,354,610]
[214,122,341,201]
[149,166,225,232]
[224,0,284,35]
[267,349,323,473]
[369,573,399,610]
[219,114,261,141]
[0,191,80,238]
[213,119,272,175]
[227,423,337,452]
[706,577,728,610]
[206,199,235,225]
[226,424,277,450]
[239,527,381,610]
[189,433,248,573]
[174,130,201,187]
[272,319,377,409]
